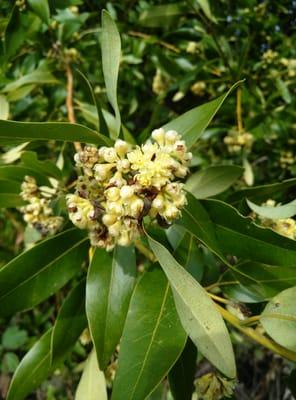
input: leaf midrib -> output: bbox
[129,282,170,400]
[0,237,88,303]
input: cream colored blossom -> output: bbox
[224,128,253,153]
[20,176,63,236]
[256,199,296,240]
[67,129,190,250]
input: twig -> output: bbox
[236,87,243,133]
[208,292,231,304]
[128,31,180,53]
[66,63,81,152]
[135,239,157,263]
[216,304,296,362]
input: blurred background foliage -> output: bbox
[0,0,295,398]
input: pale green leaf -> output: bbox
[148,235,236,378]
[75,349,108,400]
[261,287,296,351]
[101,10,121,138]
[27,0,50,24]
[0,94,9,120]
[247,199,296,220]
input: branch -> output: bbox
[66,63,81,152]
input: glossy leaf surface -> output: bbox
[0,120,111,145]
[112,267,187,400]
[163,82,242,148]
[51,280,87,363]
[168,338,197,400]
[101,10,121,137]
[203,199,296,267]
[86,246,136,369]
[186,165,243,199]
[0,228,88,317]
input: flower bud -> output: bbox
[105,187,120,201]
[120,185,135,199]
[130,197,144,217]
[101,147,118,163]
[115,140,129,156]
[152,128,165,144]
[152,195,164,210]
[94,163,114,181]
[165,130,179,143]
[108,221,122,237]
[117,231,131,246]
[107,201,122,215]
[102,214,118,227]
[175,165,188,178]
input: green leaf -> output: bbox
[86,246,136,370]
[275,77,291,104]
[227,178,296,205]
[2,327,28,350]
[112,267,187,400]
[2,353,19,374]
[190,0,216,22]
[203,199,296,267]
[139,3,188,28]
[27,0,50,24]
[260,287,296,351]
[174,232,204,282]
[51,280,87,363]
[186,165,243,199]
[163,81,242,148]
[75,349,108,400]
[7,329,66,400]
[148,236,236,378]
[2,63,57,93]
[168,338,197,400]
[0,194,26,208]
[0,120,111,145]
[75,69,101,132]
[177,193,223,259]
[4,7,41,59]
[21,151,62,180]
[6,85,36,102]
[221,262,296,303]
[101,10,121,138]
[0,180,20,193]
[0,94,9,119]
[0,228,88,317]
[247,198,296,220]
[0,165,50,185]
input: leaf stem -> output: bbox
[66,63,81,152]
[135,240,157,263]
[128,31,180,53]
[236,87,243,133]
[208,293,231,304]
[216,304,296,362]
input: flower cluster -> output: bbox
[194,373,235,400]
[224,128,253,153]
[257,199,296,240]
[279,150,294,169]
[66,129,191,251]
[20,176,63,236]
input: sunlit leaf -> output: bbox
[101,10,121,138]
[148,235,236,378]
